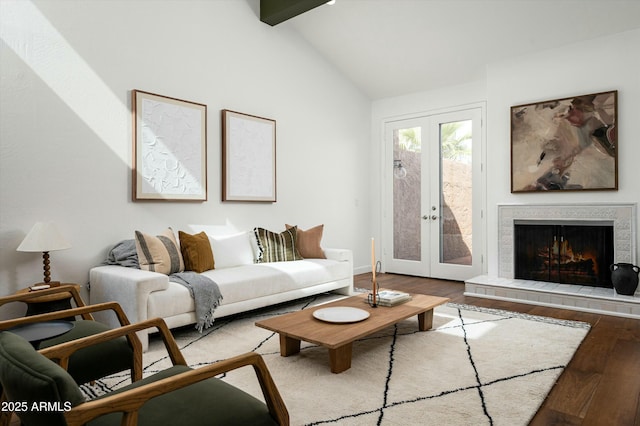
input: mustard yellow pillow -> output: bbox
[285,224,326,259]
[179,231,215,273]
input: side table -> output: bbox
[7,320,75,349]
[15,284,81,317]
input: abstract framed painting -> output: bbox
[221,109,277,202]
[132,90,207,201]
[510,90,617,192]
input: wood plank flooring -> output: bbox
[357,273,640,425]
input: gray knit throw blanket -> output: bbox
[170,272,223,332]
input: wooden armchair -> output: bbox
[0,285,142,385]
[0,318,289,426]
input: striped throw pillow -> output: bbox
[134,228,184,275]
[254,227,304,263]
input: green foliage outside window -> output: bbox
[398,122,471,162]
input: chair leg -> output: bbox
[132,366,142,382]
[132,345,143,382]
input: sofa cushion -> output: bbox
[210,232,255,268]
[135,228,184,275]
[254,227,303,263]
[285,224,326,259]
[148,258,351,319]
[179,231,215,273]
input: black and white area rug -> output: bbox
[82,294,591,425]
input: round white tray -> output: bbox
[312,307,370,323]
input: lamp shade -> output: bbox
[16,222,71,252]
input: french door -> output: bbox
[383,107,483,281]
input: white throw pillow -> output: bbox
[209,232,255,269]
[188,224,240,237]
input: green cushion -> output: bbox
[0,331,85,426]
[88,365,278,426]
[39,320,134,385]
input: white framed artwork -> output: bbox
[222,109,276,202]
[132,90,207,201]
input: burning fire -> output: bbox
[538,239,599,276]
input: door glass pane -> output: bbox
[440,120,472,265]
[393,127,421,261]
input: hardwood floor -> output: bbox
[356,273,640,426]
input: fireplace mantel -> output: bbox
[465,203,639,319]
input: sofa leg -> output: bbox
[333,284,354,296]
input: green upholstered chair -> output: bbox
[0,285,141,386]
[0,318,289,426]
[0,331,85,426]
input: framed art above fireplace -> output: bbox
[510,90,617,193]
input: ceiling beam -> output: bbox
[260,0,329,26]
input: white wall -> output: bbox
[0,0,372,298]
[486,28,640,276]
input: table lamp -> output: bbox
[17,222,71,286]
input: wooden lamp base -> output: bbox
[40,251,61,287]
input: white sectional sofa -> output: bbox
[89,226,353,350]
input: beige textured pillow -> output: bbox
[178,231,215,273]
[135,228,184,275]
[285,224,326,259]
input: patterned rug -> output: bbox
[82,294,591,425]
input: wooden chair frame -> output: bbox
[0,286,143,380]
[35,318,289,426]
[0,284,87,313]
[0,301,142,377]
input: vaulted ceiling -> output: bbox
[270,1,640,99]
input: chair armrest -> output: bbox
[89,266,169,327]
[323,248,353,263]
[0,301,131,329]
[0,284,86,310]
[39,318,184,370]
[64,351,289,426]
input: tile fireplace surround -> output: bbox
[466,203,640,319]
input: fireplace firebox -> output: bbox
[514,220,614,287]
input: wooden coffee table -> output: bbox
[255,293,449,373]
